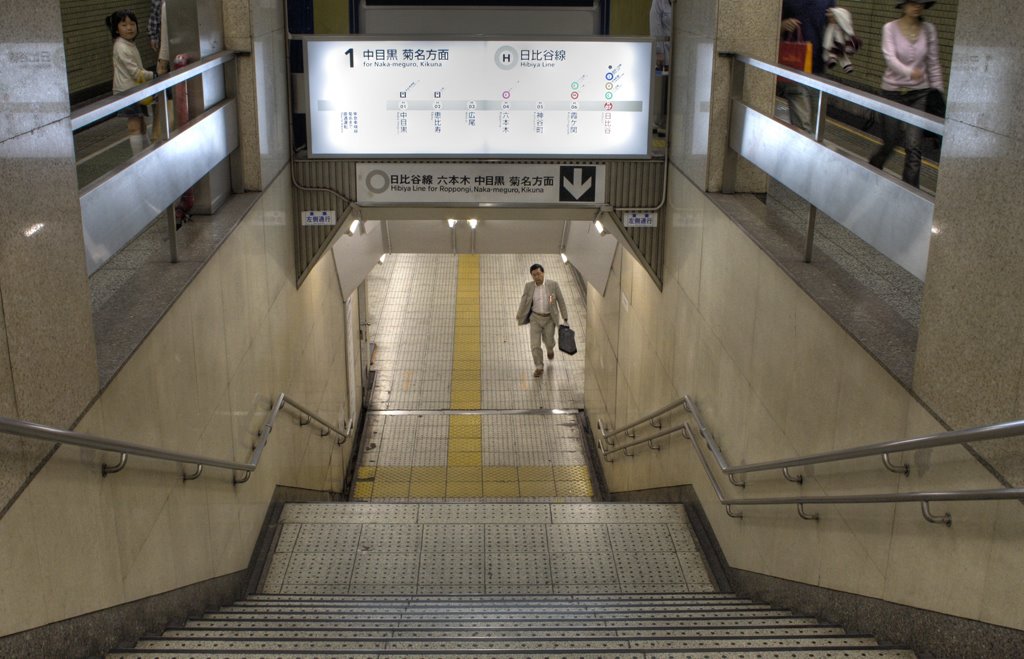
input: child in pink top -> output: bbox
[867,1,944,188]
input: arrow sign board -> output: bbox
[357,162,605,205]
[559,165,598,202]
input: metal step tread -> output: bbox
[218,605,774,613]
[109,650,917,659]
[241,595,744,607]
[129,635,881,650]
[182,616,829,631]
[159,625,851,639]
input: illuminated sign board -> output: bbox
[305,39,652,157]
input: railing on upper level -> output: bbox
[596,396,1024,527]
[0,392,350,485]
[720,53,943,282]
[71,51,239,276]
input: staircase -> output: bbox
[108,502,917,657]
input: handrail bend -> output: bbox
[0,392,349,484]
[596,395,1024,526]
[597,396,686,444]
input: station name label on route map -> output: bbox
[305,39,652,157]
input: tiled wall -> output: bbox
[0,168,357,637]
[585,165,1024,631]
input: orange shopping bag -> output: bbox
[778,27,812,85]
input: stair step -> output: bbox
[129,635,881,651]
[196,610,805,624]
[243,593,742,605]
[109,650,918,658]
[161,626,849,640]
[217,602,775,614]
[183,616,829,631]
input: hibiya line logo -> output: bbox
[494,45,568,70]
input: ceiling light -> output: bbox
[447,218,458,228]
[468,218,478,230]
[560,253,568,263]
[378,253,388,264]
[347,218,360,235]
[594,219,606,235]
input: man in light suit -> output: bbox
[516,263,569,378]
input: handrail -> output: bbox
[70,50,236,131]
[594,394,1024,525]
[597,397,686,444]
[684,422,1024,527]
[0,392,349,484]
[728,52,944,136]
[686,394,1024,483]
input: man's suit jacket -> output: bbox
[516,280,568,325]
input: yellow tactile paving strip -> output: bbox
[353,255,593,502]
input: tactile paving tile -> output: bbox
[486,524,549,553]
[549,552,618,585]
[292,524,362,553]
[282,552,356,585]
[607,523,677,553]
[418,552,485,586]
[613,552,686,585]
[355,523,423,552]
[351,552,420,585]
[486,553,552,585]
[546,523,613,553]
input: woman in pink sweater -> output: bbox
[867,1,944,188]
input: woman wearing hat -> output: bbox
[868,1,944,188]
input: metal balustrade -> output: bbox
[597,396,1024,526]
[0,392,350,484]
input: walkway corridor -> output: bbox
[353,254,593,503]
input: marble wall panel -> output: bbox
[0,165,355,635]
[588,168,1024,630]
[0,0,70,144]
[915,119,1024,422]
[943,1,1024,142]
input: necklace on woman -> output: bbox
[900,18,920,40]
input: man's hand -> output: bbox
[781,18,801,33]
[151,39,160,54]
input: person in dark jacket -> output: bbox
[780,0,835,131]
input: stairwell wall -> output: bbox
[0,166,358,638]
[585,163,1024,631]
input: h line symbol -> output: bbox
[501,52,512,63]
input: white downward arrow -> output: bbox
[562,168,593,200]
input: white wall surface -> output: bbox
[585,164,1024,630]
[0,167,357,636]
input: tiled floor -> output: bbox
[263,503,714,595]
[356,253,590,502]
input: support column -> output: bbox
[0,0,99,510]
[672,0,779,192]
[913,3,1024,485]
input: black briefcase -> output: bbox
[558,324,577,355]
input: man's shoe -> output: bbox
[547,350,554,360]
[533,368,543,377]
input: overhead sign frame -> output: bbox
[303,36,653,159]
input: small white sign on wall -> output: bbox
[302,210,337,226]
[622,211,657,227]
